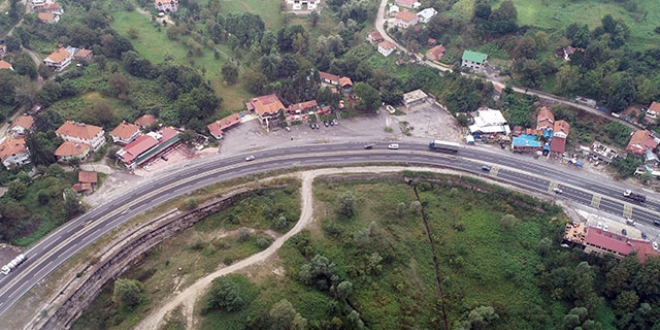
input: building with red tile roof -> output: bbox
[155,0,178,12]
[536,106,554,131]
[287,100,318,114]
[78,171,98,184]
[134,114,158,128]
[378,41,397,57]
[9,115,34,137]
[0,137,30,169]
[109,122,141,145]
[583,226,660,263]
[395,0,420,8]
[319,71,340,85]
[73,49,93,62]
[367,31,384,44]
[72,182,92,193]
[44,47,73,71]
[54,141,89,162]
[626,130,658,155]
[116,128,180,169]
[553,120,570,139]
[339,77,353,90]
[55,121,106,151]
[37,12,59,23]
[0,60,13,70]
[425,44,446,61]
[395,10,418,28]
[246,94,285,126]
[206,114,241,139]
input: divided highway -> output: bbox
[0,142,658,319]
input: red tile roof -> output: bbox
[38,12,57,23]
[554,120,570,136]
[585,226,660,263]
[368,31,383,42]
[56,121,103,140]
[74,49,92,59]
[134,114,158,127]
[287,100,318,113]
[550,137,566,153]
[45,48,70,64]
[627,130,650,155]
[425,44,446,61]
[72,182,92,193]
[319,71,340,83]
[249,94,285,117]
[0,60,12,70]
[11,115,34,130]
[649,102,660,113]
[206,114,241,138]
[110,122,140,140]
[78,171,98,183]
[54,141,89,157]
[536,106,554,130]
[119,135,158,163]
[396,10,417,22]
[158,127,179,144]
[0,137,28,161]
[378,41,396,50]
[339,77,353,87]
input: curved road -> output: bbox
[0,142,659,320]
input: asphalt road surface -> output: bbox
[0,142,658,318]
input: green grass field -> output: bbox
[210,0,284,31]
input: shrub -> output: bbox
[237,227,251,242]
[256,237,271,250]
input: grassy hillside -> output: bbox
[200,175,569,329]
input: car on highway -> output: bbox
[245,155,255,162]
[364,144,374,149]
[654,220,660,226]
[388,144,399,150]
[481,165,491,172]
[553,188,563,194]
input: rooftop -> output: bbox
[319,71,340,83]
[38,12,57,23]
[462,50,487,64]
[207,114,241,138]
[11,115,34,130]
[0,60,12,70]
[0,137,28,160]
[512,134,542,148]
[249,94,285,117]
[78,171,98,184]
[54,141,89,157]
[550,136,566,153]
[378,41,396,50]
[395,10,417,22]
[110,122,140,140]
[56,121,103,140]
[339,77,353,87]
[118,135,158,163]
[134,114,158,127]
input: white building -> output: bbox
[287,0,318,10]
[403,89,428,107]
[388,4,399,15]
[416,8,437,24]
[377,41,396,57]
[0,137,31,170]
[469,108,511,136]
[55,121,107,151]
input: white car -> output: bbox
[388,144,399,150]
[245,155,255,162]
[596,222,603,230]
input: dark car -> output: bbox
[622,229,627,236]
[481,165,491,172]
[161,155,169,161]
[330,120,335,126]
[642,232,648,240]
[310,123,315,129]
[324,121,329,127]
[654,220,660,226]
[315,123,320,129]
[364,144,374,149]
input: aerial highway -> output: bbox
[0,141,658,320]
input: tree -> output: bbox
[14,76,38,110]
[86,101,115,127]
[613,290,639,316]
[309,10,320,27]
[338,191,356,217]
[500,214,519,228]
[127,27,139,39]
[269,299,307,330]
[461,306,499,330]
[108,72,130,97]
[63,188,84,218]
[243,68,268,94]
[409,201,422,214]
[354,82,381,112]
[202,276,245,314]
[513,36,537,59]
[396,202,406,219]
[37,64,51,80]
[221,63,239,85]
[381,89,403,106]
[112,278,143,310]
[237,227,251,242]
[335,280,353,300]
[37,81,62,107]
[7,181,28,200]
[25,132,56,166]
[519,59,543,88]
[179,130,197,147]
[13,54,37,79]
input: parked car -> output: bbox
[622,229,627,236]
[161,155,169,161]
[285,127,291,132]
[364,144,374,149]
[332,119,338,125]
[310,123,315,129]
[388,144,399,150]
[324,121,329,127]
[603,224,609,232]
[314,123,320,129]
[330,120,335,126]
[642,232,648,240]
[553,188,563,194]
[245,155,255,162]
[596,222,603,230]
[481,165,491,172]
[654,220,660,226]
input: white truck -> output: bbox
[1,254,26,275]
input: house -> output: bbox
[74,171,97,194]
[31,0,46,9]
[581,226,660,262]
[9,115,34,137]
[54,141,89,162]
[206,114,241,139]
[553,120,570,139]
[116,128,179,169]
[38,12,59,24]
[416,8,437,23]
[287,0,318,10]
[155,0,178,13]
[55,121,106,151]
[378,41,397,57]
[0,137,30,170]
[427,38,437,46]
[536,106,554,131]
[395,11,418,29]
[395,0,420,9]
[0,60,13,70]
[644,150,659,166]
[461,50,487,70]
[39,3,63,14]
[109,122,141,145]
[73,49,93,63]
[647,101,660,121]
[512,135,543,153]
[339,77,353,93]
[134,114,158,128]
[388,4,399,15]
[367,31,384,44]
[469,108,511,136]
[425,44,446,61]
[246,94,286,126]
[626,130,657,155]
[591,141,619,164]
[492,84,503,101]
[319,71,340,86]
[287,100,318,115]
[44,47,74,71]
[403,89,428,107]
[562,46,576,62]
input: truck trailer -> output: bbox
[1,254,26,275]
[623,190,646,202]
[429,140,460,153]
